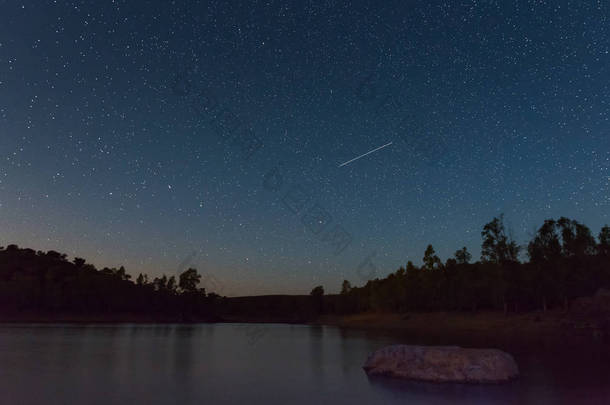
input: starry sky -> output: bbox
[1,0,609,295]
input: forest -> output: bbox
[1,215,609,321]
[329,215,610,315]
[0,246,218,321]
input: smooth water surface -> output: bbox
[1,323,609,404]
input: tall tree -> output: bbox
[557,217,597,257]
[179,268,201,293]
[154,275,168,291]
[116,266,131,280]
[423,244,442,270]
[599,225,610,256]
[527,219,561,264]
[167,276,177,293]
[454,247,472,264]
[481,215,520,263]
[528,219,562,311]
[310,285,324,314]
[340,280,352,295]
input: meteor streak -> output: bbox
[338,141,393,167]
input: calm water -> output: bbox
[1,323,609,404]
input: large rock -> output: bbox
[363,345,518,383]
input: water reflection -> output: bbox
[173,325,196,380]
[367,375,521,405]
[308,325,324,378]
[0,324,609,404]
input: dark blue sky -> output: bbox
[1,0,609,295]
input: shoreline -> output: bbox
[0,312,221,324]
[315,311,610,355]
[1,310,607,354]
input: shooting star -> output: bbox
[338,141,393,167]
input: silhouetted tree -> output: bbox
[309,285,324,314]
[528,219,562,311]
[179,268,201,293]
[557,217,597,257]
[481,215,520,263]
[310,286,324,297]
[340,280,352,295]
[423,245,442,271]
[166,276,176,293]
[116,266,131,281]
[154,275,168,291]
[454,247,472,264]
[528,220,562,263]
[600,225,610,256]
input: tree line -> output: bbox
[0,245,218,321]
[326,215,610,314]
[1,214,609,321]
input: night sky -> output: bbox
[1,1,609,295]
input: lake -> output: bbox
[1,323,609,404]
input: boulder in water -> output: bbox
[363,345,518,383]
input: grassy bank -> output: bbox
[315,310,608,354]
